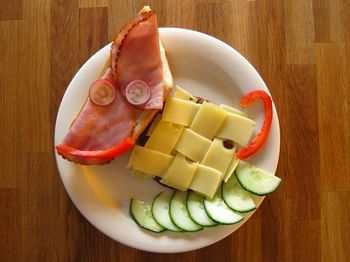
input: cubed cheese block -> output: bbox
[216,112,256,146]
[145,121,184,154]
[162,97,199,126]
[128,146,174,177]
[220,104,247,117]
[173,85,196,101]
[175,128,211,162]
[146,113,162,136]
[223,157,240,182]
[190,103,227,139]
[190,164,222,199]
[160,154,198,191]
[201,138,236,179]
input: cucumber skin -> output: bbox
[221,182,256,213]
[169,191,203,232]
[186,191,218,227]
[221,181,256,214]
[203,202,243,225]
[203,191,244,225]
[235,172,282,196]
[151,192,183,232]
[130,199,166,233]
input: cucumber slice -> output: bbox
[170,191,203,232]
[186,191,218,227]
[151,192,182,232]
[130,199,166,233]
[204,187,243,225]
[235,161,281,196]
[222,175,256,213]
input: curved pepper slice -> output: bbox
[236,90,273,160]
[56,137,135,163]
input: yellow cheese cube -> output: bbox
[220,104,247,117]
[145,121,184,154]
[190,164,222,199]
[216,112,256,146]
[175,128,211,162]
[162,97,200,126]
[160,154,198,191]
[146,113,162,136]
[173,85,196,101]
[201,138,236,179]
[190,103,227,139]
[128,146,174,177]
[223,157,240,182]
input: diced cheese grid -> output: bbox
[128,86,257,199]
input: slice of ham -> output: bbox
[56,9,166,165]
[62,68,138,151]
[111,11,164,110]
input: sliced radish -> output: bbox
[89,79,116,106]
[125,80,151,106]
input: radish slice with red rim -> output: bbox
[89,79,116,106]
[125,80,151,106]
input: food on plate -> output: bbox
[55,6,173,165]
[221,175,256,213]
[130,199,165,233]
[203,186,244,225]
[186,191,218,227]
[169,191,203,232]
[128,85,275,199]
[130,160,280,233]
[151,192,182,232]
[128,83,281,232]
[55,6,281,235]
[235,161,281,196]
[235,90,273,160]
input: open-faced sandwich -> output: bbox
[55,6,172,165]
[55,7,281,233]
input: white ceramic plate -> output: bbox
[54,28,280,253]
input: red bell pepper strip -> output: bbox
[55,137,135,159]
[236,90,273,160]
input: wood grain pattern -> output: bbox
[0,0,23,20]
[79,0,108,8]
[0,0,349,261]
[313,0,345,42]
[316,43,350,192]
[285,0,315,64]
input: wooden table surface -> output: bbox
[1,0,349,261]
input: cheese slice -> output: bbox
[175,128,211,162]
[190,164,222,199]
[146,113,162,136]
[190,103,227,139]
[160,154,198,191]
[220,104,247,117]
[145,121,184,154]
[173,85,196,101]
[162,97,199,126]
[129,145,174,177]
[216,112,256,146]
[223,157,240,182]
[201,138,236,179]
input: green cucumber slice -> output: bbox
[170,191,203,232]
[130,199,166,233]
[204,187,243,225]
[235,161,281,196]
[222,175,256,213]
[151,192,182,232]
[186,191,218,227]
